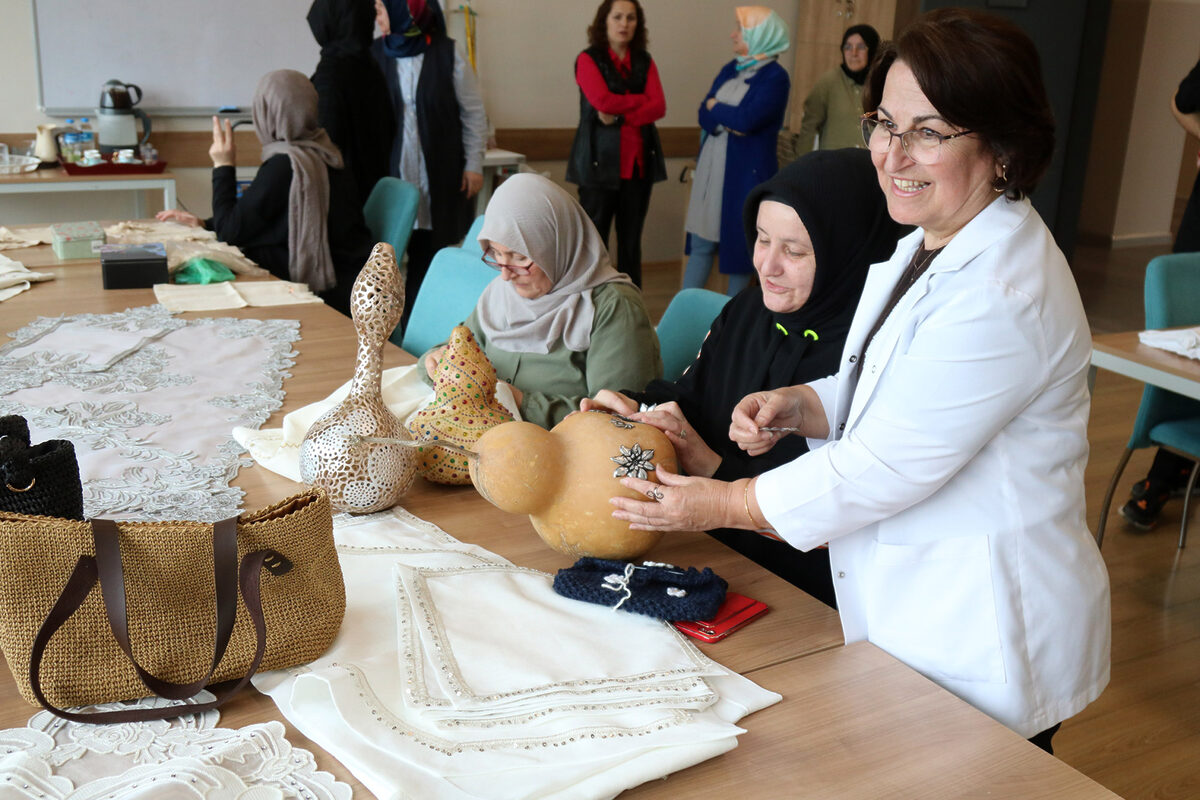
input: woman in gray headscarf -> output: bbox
[422,173,662,427]
[157,69,373,316]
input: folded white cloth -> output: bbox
[0,226,49,250]
[1140,326,1200,360]
[233,364,520,482]
[154,280,323,312]
[0,254,54,302]
[253,509,781,800]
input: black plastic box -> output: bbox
[99,243,169,290]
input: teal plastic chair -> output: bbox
[655,288,731,382]
[1096,252,1200,548]
[363,177,420,257]
[396,247,496,355]
[461,215,485,253]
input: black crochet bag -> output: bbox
[0,416,84,520]
[553,557,727,621]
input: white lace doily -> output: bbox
[0,304,299,521]
[0,693,350,799]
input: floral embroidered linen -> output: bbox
[0,304,299,521]
[0,693,350,799]
[253,508,780,800]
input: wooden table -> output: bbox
[0,240,1118,798]
[1091,329,1200,401]
[0,166,177,218]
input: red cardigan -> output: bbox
[574,48,666,180]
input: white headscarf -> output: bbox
[474,174,633,354]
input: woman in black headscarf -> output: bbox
[793,24,880,155]
[583,147,905,605]
[307,0,395,205]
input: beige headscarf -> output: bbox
[475,173,633,355]
[253,69,344,292]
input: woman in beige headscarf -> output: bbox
[422,173,661,428]
[157,69,373,316]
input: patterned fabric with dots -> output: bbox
[407,325,514,484]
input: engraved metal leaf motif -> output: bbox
[611,443,656,479]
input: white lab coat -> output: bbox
[756,196,1111,737]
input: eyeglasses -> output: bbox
[860,113,975,166]
[481,248,535,275]
[842,43,868,53]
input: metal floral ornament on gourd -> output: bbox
[468,410,678,560]
[299,242,418,513]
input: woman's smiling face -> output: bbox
[871,60,1001,249]
[753,200,817,314]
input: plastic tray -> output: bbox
[59,158,168,176]
[0,154,40,175]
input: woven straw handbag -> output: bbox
[0,488,344,723]
[0,415,84,520]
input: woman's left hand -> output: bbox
[504,381,523,407]
[630,402,722,478]
[209,116,236,168]
[611,464,736,532]
[597,112,619,126]
[705,97,718,111]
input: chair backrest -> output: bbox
[397,246,496,355]
[363,177,420,257]
[1128,252,1200,448]
[460,215,485,253]
[655,288,731,381]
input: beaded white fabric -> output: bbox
[0,304,299,521]
[253,509,781,799]
[0,693,350,799]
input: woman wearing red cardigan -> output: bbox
[566,0,666,288]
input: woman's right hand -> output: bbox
[579,389,638,416]
[631,402,722,478]
[424,347,446,378]
[209,116,236,168]
[155,209,201,227]
[730,385,822,457]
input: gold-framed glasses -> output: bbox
[481,248,535,275]
[860,112,974,166]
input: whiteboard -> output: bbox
[33,0,320,116]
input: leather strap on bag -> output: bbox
[27,516,289,723]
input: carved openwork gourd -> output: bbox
[469,411,677,560]
[299,242,417,513]
[407,325,513,484]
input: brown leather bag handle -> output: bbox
[28,516,288,723]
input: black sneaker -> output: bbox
[1130,474,1200,500]
[1119,485,1169,531]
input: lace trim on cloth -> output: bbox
[0,693,351,799]
[253,507,781,800]
[0,304,299,521]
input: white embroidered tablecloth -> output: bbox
[0,693,350,799]
[1139,326,1200,360]
[253,509,781,800]
[0,304,299,521]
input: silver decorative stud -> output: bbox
[611,443,656,479]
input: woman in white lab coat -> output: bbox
[608,8,1110,753]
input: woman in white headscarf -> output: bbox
[422,173,661,428]
[682,6,790,296]
[157,69,373,316]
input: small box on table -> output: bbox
[49,221,106,260]
[99,243,169,290]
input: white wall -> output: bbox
[1,0,800,262]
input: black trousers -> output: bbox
[1028,722,1061,755]
[578,177,653,287]
[400,229,438,336]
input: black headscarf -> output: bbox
[839,24,880,84]
[307,0,375,59]
[380,0,447,58]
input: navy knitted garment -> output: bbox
[552,558,727,621]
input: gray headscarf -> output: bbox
[475,174,633,354]
[253,69,344,292]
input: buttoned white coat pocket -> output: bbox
[865,534,1006,684]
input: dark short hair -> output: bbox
[863,8,1054,200]
[586,0,648,53]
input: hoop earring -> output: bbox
[993,163,1009,193]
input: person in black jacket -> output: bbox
[582,149,906,606]
[156,70,373,317]
[566,0,666,287]
[307,0,395,206]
